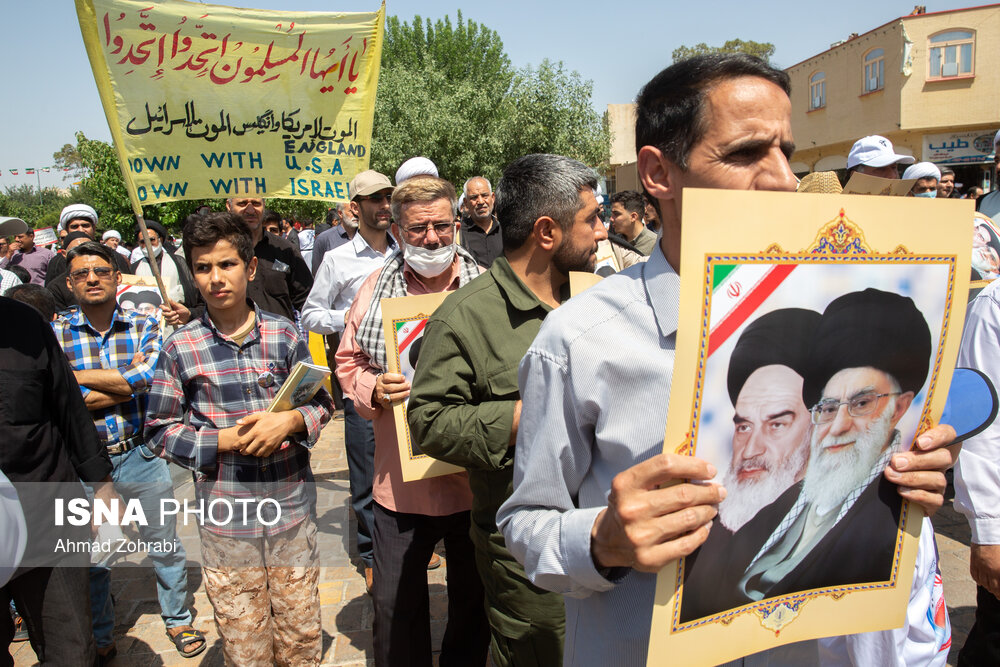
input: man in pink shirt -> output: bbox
[336,176,489,666]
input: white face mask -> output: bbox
[141,243,164,258]
[914,190,937,198]
[402,240,456,278]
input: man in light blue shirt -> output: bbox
[301,170,395,586]
[498,54,960,667]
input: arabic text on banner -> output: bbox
[76,0,384,206]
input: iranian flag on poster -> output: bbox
[395,318,428,387]
[706,263,797,357]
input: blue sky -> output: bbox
[0,1,960,190]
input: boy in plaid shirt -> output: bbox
[146,212,331,666]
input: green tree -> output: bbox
[372,12,609,184]
[75,132,218,237]
[671,39,776,64]
[0,184,83,230]
[52,143,85,181]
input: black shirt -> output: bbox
[248,232,314,322]
[459,216,504,268]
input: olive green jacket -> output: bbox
[408,257,557,536]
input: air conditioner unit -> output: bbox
[868,77,879,90]
[813,96,823,108]
[942,62,959,77]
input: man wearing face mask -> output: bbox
[902,162,941,198]
[302,170,398,590]
[335,177,489,666]
[130,220,201,329]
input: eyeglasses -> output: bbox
[69,266,114,282]
[401,222,455,240]
[359,193,391,203]
[810,391,901,424]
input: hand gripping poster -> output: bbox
[380,292,463,482]
[647,189,972,665]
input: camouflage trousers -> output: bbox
[200,518,321,667]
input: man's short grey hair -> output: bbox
[494,154,598,252]
[463,177,492,196]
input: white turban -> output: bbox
[902,162,941,182]
[59,203,98,231]
[395,157,439,184]
[102,230,122,241]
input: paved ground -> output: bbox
[9,420,980,666]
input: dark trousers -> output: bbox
[324,334,344,410]
[959,585,1000,666]
[1,567,94,667]
[344,398,376,568]
[372,503,489,667]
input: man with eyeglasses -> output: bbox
[735,288,932,605]
[51,241,200,661]
[407,154,608,666]
[336,176,489,665]
[225,196,312,323]
[302,170,397,591]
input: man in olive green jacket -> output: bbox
[408,154,608,666]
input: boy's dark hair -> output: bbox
[65,241,116,271]
[6,265,30,284]
[262,209,283,225]
[636,54,790,171]
[182,212,255,270]
[610,190,646,218]
[4,283,57,321]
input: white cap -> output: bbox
[847,135,915,169]
[0,217,28,237]
[102,230,122,242]
[902,162,941,181]
[395,157,439,184]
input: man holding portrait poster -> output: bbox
[335,177,489,666]
[497,54,962,666]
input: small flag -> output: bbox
[25,168,35,175]
[10,169,17,176]
[41,167,50,173]
[63,168,71,172]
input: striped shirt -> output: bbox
[145,303,332,537]
[51,307,160,445]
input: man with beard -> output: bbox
[408,154,607,666]
[737,288,931,603]
[225,196,312,322]
[681,308,818,622]
[335,176,489,665]
[459,176,504,268]
[302,170,397,588]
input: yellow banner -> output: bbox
[75,0,384,209]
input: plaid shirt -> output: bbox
[145,303,332,537]
[51,307,160,445]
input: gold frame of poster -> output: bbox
[647,189,973,665]
[380,292,464,482]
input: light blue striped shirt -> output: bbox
[498,245,946,667]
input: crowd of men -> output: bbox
[2,52,1000,667]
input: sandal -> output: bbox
[167,626,207,658]
[11,612,28,642]
[96,644,117,666]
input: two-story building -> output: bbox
[787,4,1000,192]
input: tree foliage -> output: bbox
[372,12,609,184]
[52,143,85,181]
[0,184,83,230]
[671,39,776,64]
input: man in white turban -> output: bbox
[902,162,942,198]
